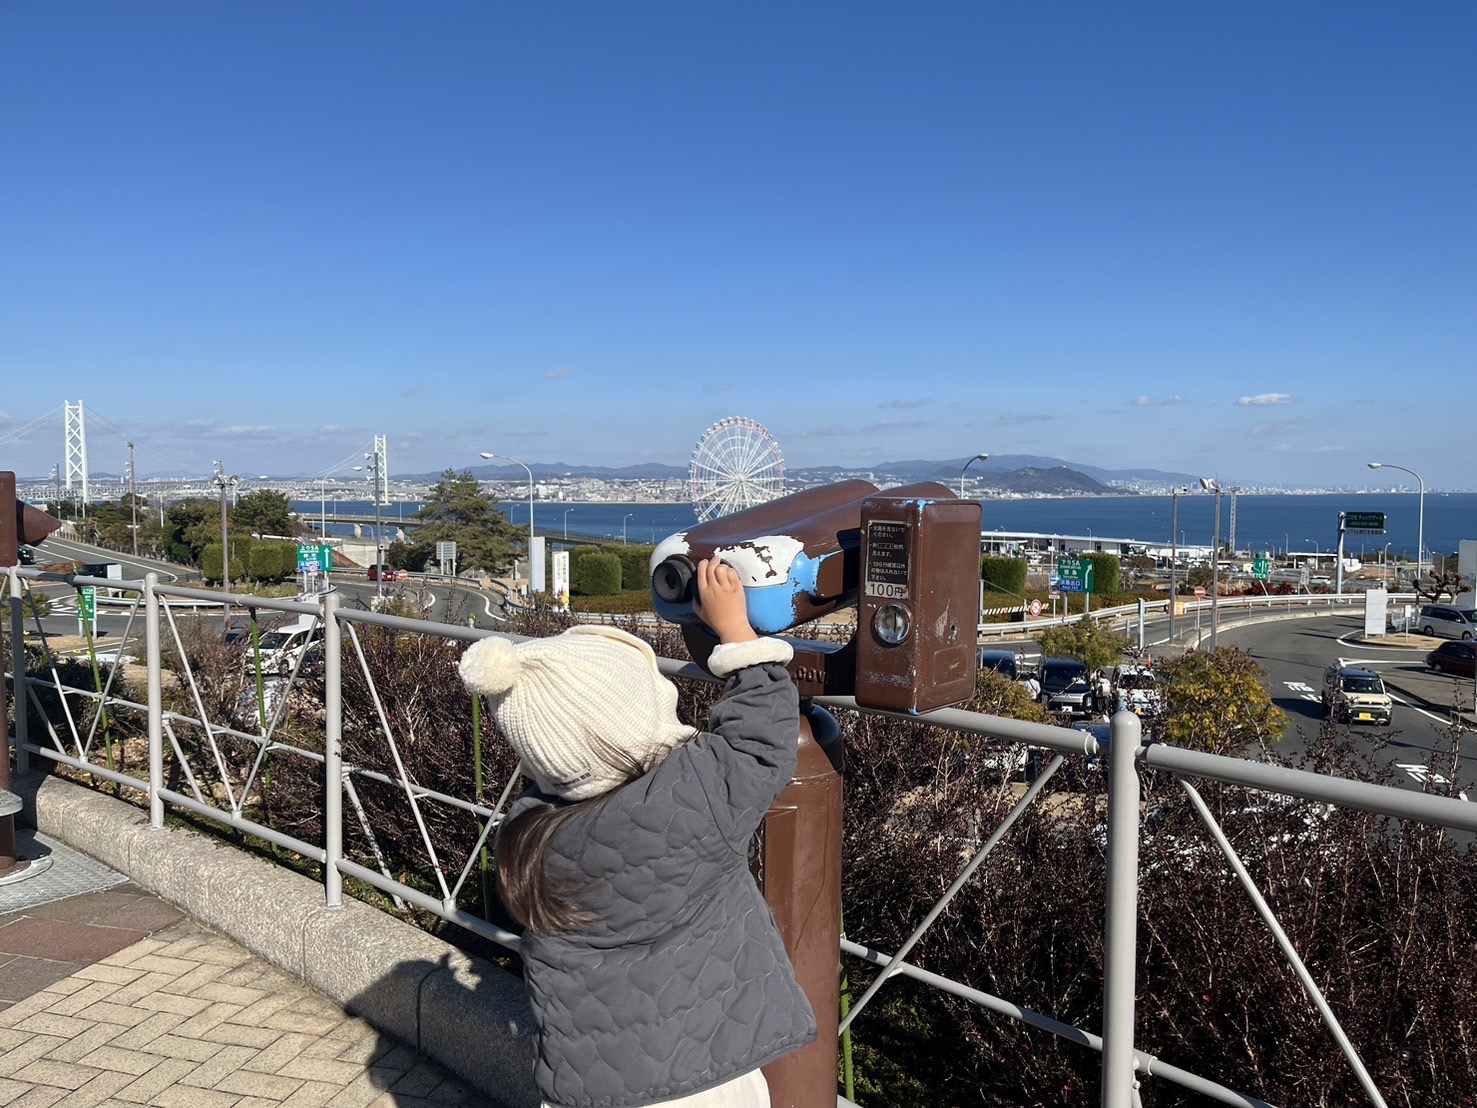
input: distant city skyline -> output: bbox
[2,4,1471,489]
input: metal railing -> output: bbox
[6,564,1472,1108]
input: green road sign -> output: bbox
[1253,558,1271,581]
[1344,511,1387,535]
[1057,557,1095,594]
[79,586,96,621]
[298,544,334,573]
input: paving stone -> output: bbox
[0,1035,67,1078]
[113,1057,199,1103]
[73,1046,158,1078]
[99,974,176,1008]
[149,1085,242,1108]
[277,1081,342,1107]
[106,1012,186,1052]
[0,922,144,967]
[138,1035,225,1064]
[212,1070,304,1100]
[0,1076,29,1106]
[37,1024,125,1065]
[196,1024,283,1049]
[130,993,210,1018]
[239,1033,312,1076]
[11,1060,99,1091]
[275,1058,364,1088]
[11,1014,97,1041]
[64,1002,151,1030]
[50,1069,133,1108]
[177,1046,259,1090]
[45,985,123,1020]
[6,1085,66,1108]
[170,1002,244,1040]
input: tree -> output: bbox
[165,499,218,563]
[234,489,295,538]
[1035,618,1129,674]
[409,470,519,575]
[1414,564,1470,603]
[1154,646,1287,754]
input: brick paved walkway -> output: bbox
[0,884,493,1108]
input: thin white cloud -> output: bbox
[1237,393,1296,407]
[880,398,930,410]
[863,418,923,431]
[1131,395,1187,407]
[997,413,1054,426]
[1251,420,1301,437]
[545,367,572,381]
[223,425,278,439]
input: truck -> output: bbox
[1321,665,1393,726]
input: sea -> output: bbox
[296,492,1475,562]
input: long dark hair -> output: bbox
[495,801,597,935]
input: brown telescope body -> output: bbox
[650,480,981,714]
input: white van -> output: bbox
[1417,605,1477,640]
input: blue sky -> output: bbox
[1,2,1472,489]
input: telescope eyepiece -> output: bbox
[652,555,697,604]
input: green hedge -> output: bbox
[610,544,656,594]
[980,556,1027,595]
[574,552,623,596]
[1082,552,1121,594]
[249,541,297,582]
[567,545,609,590]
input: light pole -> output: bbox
[1200,478,1222,649]
[563,508,573,538]
[1383,541,1393,583]
[213,461,239,630]
[481,452,535,591]
[1168,486,1189,643]
[622,513,634,545]
[958,453,990,499]
[1367,461,1425,586]
[365,453,386,598]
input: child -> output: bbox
[459,558,817,1108]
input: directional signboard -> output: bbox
[77,585,96,637]
[1057,557,1095,594]
[1344,511,1387,535]
[1253,558,1271,581]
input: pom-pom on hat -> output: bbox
[458,625,698,801]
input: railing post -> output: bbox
[1101,709,1143,1106]
[323,589,344,908]
[9,565,28,778]
[145,572,164,829]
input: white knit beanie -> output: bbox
[458,626,699,801]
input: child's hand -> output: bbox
[694,559,757,645]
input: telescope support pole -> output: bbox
[760,704,844,1107]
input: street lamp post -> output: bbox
[481,452,535,592]
[1168,486,1189,643]
[623,513,634,545]
[1200,478,1222,649]
[563,508,573,538]
[1367,462,1425,586]
[213,461,239,630]
[958,453,990,499]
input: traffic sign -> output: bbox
[1344,511,1387,535]
[1253,558,1271,581]
[298,544,334,573]
[1194,586,1206,598]
[1029,599,1043,617]
[77,585,96,637]
[1057,557,1095,594]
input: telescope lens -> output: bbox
[873,603,911,645]
[652,556,697,604]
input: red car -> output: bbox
[1425,641,1476,679]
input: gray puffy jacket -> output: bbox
[506,660,817,1107]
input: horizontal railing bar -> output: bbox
[20,744,148,793]
[157,787,328,862]
[1146,744,1477,833]
[335,858,521,949]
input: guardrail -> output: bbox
[4,563,1468,1107]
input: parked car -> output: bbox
[1425,640,1477,678]
[250,615,322,676]
[17,544,35,565]
[1039,657,1094,717]
[1321,664,1393,726]
[977,649,1022,681]
[1417,604,1477,640]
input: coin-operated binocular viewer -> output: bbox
[650,478,983,713]
[649,480,982,1107]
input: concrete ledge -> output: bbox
[15,772,538,1108]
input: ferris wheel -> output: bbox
[689,417,786,522]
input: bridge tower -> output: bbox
[64,400,89,506]
[369,434,389,505]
